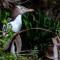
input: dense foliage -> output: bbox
[22,9,60,58]
[0,0,60,59]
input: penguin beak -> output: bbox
[26,9,34,12]
[20,8,34,14]
[17,6,34,14]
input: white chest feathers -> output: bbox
[8,15,22,32]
